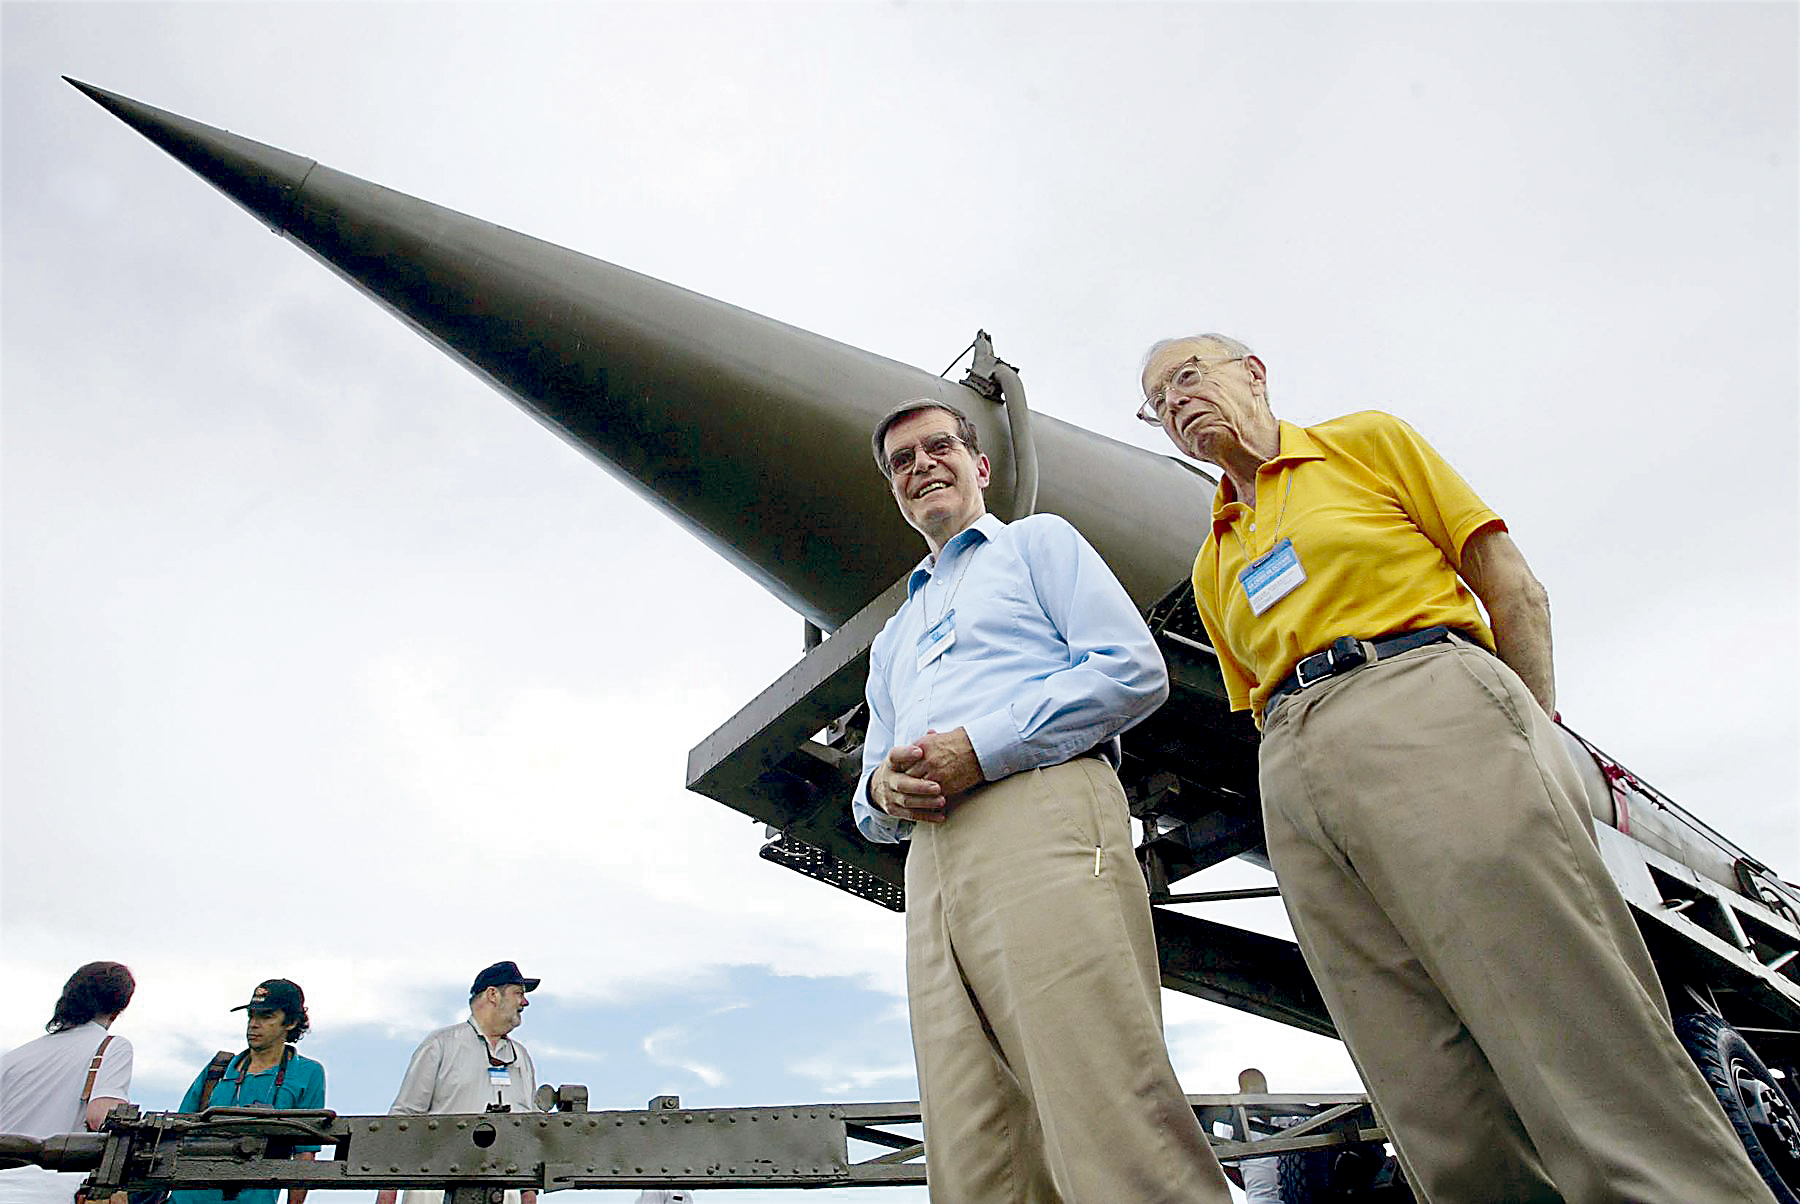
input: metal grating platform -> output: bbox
[761,834,905,912]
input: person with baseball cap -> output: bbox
[376,962,541,1204]
[170,979,325,1204]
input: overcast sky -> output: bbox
[3,5,1795,1204]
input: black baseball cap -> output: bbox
[470,961,541,998]
[231,979,305,1015]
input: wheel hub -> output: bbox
[1734,1062,1800,1166]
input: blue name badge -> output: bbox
[488,1065,510,1087]
[1238,538,1306,616]
[916,610,956,671]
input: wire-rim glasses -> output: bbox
[884,432,968,477]
[1137,355,1246,424]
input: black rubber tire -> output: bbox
[1277,1143,1390,1203]
[1276,1149,1335,1204]
[1675,1011,1800,1204]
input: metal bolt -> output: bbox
[397,1121,408,1131]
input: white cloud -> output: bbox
[785,1056,917,1100]
[641,1026,726,1090]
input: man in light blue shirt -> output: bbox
[857,399,1233,1204]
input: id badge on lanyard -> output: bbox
[488,1064,510,1088]
[1238,538,1306,616]
[916,609,956,671]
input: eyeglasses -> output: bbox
[1137,355,1246,424]
[884,432,968,477]
[486,1038,517,1068]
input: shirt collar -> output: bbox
[1209,421,1323,531]
[906,512,1005,598]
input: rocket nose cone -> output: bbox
[64,77,317,235]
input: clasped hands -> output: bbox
[871,727,984,823]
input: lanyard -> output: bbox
[925,535,980,629]
[1228,467,1295,563]
[917,535,982,728]
[469,1020,515,1065]
[228,1046,291,1104]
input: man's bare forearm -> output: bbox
[1460,528,1556,715]
[1489,580,1556,715]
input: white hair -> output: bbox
[1139,333,1257,378]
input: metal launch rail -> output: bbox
[2,1092,1388,1195]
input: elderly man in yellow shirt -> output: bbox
[1137,332,1777,1204]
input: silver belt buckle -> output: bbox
[1293,653,1331,690]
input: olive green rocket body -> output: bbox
[66,80,1212,634]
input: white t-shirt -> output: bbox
[0,1023,133,1204]
[0,1022,132,1137]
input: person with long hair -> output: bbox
[0,963,136,1204]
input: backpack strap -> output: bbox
[195,1051,238,1111]
[79,1035,114,1105]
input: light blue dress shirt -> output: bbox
[854,512,1170,843]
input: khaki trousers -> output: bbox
[905,756,1233,1204]
[1259,639,1776,1204]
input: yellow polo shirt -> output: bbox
[1191,411,1503,723]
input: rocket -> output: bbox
[59,83,1800,1180]
[61,79,1211,633]
[64,78,1800,1048]
[46,82,1408,1038]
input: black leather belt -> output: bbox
[1264,626,1470,716]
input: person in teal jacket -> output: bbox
[171,979,325,1204]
